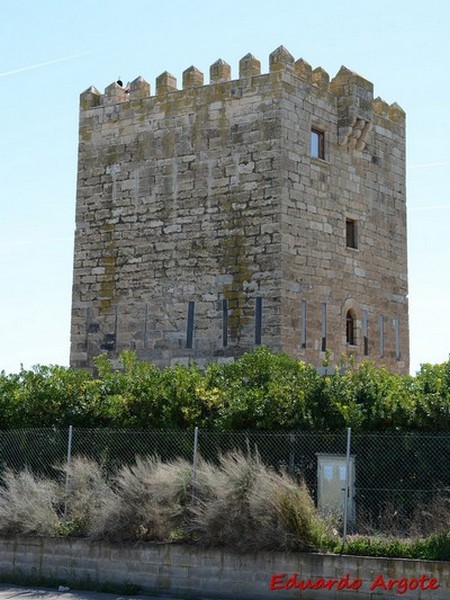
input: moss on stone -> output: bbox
[219,192,252,342]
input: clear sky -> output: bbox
[0,0,449,375]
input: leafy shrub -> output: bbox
[204,348,328,430]
[1,349,450,432]
[342,535,414,558]
[412,530,450,561]
[414,362,450,430]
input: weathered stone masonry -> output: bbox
[70,46,409,372]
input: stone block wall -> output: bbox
[0,538,448,599]
[71,46,409,372]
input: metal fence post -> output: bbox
[288,433,295,474]
[63,425,73,521]
[342,427,352,546]
[192,426,199,503]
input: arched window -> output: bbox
[346,310,356,345]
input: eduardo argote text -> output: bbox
[270,572,440,595]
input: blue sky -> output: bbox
[0,0,449,374]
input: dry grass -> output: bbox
[190,451,330,551]
[409,494,450,536]
[61,456,114,531]
[0,468,60,535]
[356,493,450,538]
[0,453,332,551]
[88,456,193,542]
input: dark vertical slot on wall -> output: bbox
[85,307,90,351]
[100,306,118,351]
[363,310,369,356]
[222,299,228,347]
[379,316,385,358]
[255,297,262,345]
[321,303,327,352]
[346,310,356,345]
[394,318,400,361]
[143,304,149,350]
[301,300,307,348]
[113,304,118,350]
[186,301,195,349]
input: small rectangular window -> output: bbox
[311,128,325,159]
[346,219,358,249]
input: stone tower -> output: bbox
[70,46,409,372]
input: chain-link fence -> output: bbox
[0,427,449,538]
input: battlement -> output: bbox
[79,46,403,123]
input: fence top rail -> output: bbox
[1,427,450,437]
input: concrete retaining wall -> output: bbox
[0,537,448,599]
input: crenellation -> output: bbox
[104,81,129,106]
[156,71,177,95]
[388,101,406,122]
[80,86,101,110]
[182,66,204,89]
[373,96,390,116]
[239,53,261,78]
[77,51,406,142]
[294,58,312,81]
[128,76,150,99]
[311,66,330,87]
[209,59,231,83]
[269,45,295,73]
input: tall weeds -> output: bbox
[0,468,59,535]
[190,451,330,551]
[61,456,114,532]
[88,456,193,542]
[0,452,330,551]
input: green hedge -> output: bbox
[0,347,449,431]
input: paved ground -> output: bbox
[0,584,190,600]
